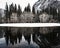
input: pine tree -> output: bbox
[10,3,14,12]
[8,3,15,20]
[14,4,17,12]
[5,3,8,12]
[32,6,35,14]
[5,2,9,22]
[37,10,40,15]
[24,3,31,12]
[9,5,11,15]
[27,3,31,12]
[9,3,13,17]
[24,7,27,12]
[17,5,22,16]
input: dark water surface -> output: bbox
[0,27,60,48]
[0,32,39,48]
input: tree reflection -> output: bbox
[17,29,22,43]
[4,27,60,48]
[5,27,11,45]
[4,27,22,45]
[24,34,31,44]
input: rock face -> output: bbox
[33,0,59,14]
[33,0,60,23]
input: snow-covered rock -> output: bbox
[33,0,59,14]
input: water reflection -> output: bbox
[0,27,60,48]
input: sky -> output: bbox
[0,0,38,11]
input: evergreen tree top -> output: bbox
[5,2,8,11]
[24,3,31,12]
